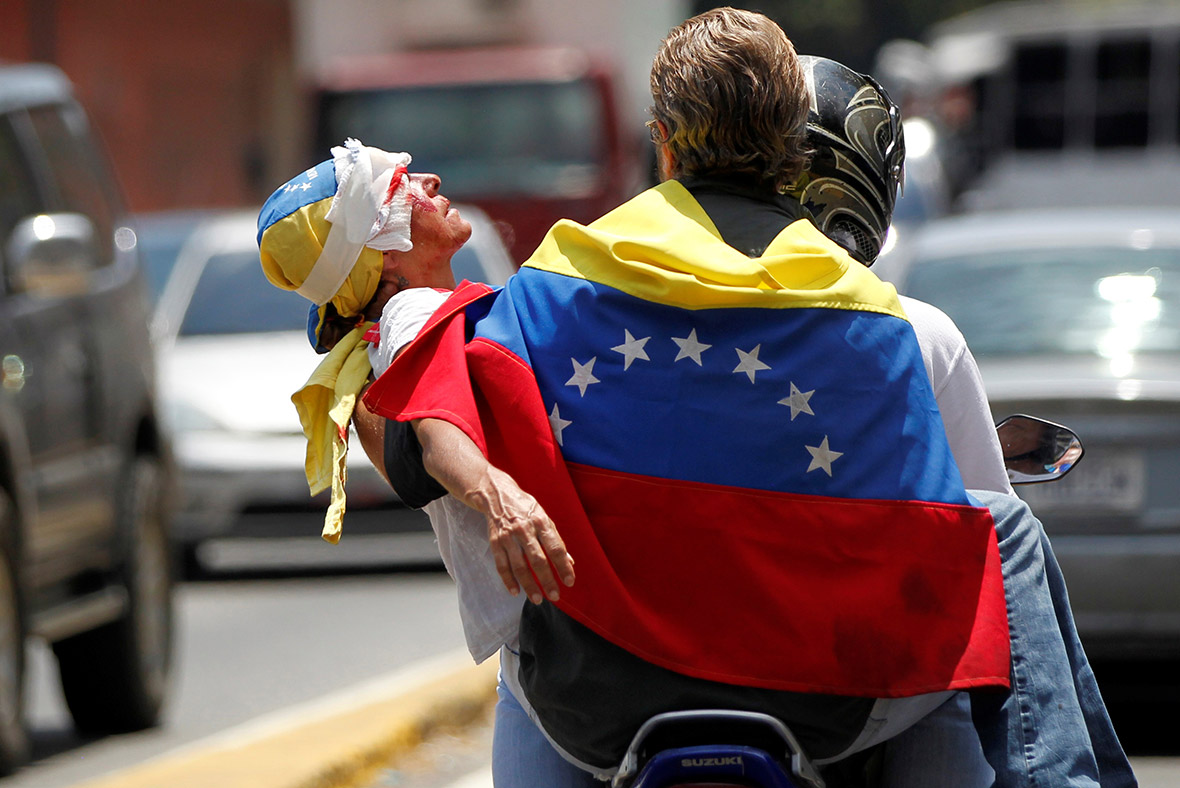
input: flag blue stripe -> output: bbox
[472,267,968,504]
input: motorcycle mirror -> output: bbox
[995,414,1084,485]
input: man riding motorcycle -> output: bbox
[259,9,1134,787]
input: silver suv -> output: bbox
[0,63,174,772]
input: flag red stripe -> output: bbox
[556,463,1009,696]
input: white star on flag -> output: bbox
[549,404,573,446]
[672,328,711,366]
[733,344,771,383]
[611,329,651,370]
[778,382,815,420]
[565,357,600,397]
[805,436,843,476]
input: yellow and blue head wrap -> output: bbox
[258,138,414,349]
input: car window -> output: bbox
[137,231,185,304]
[903,248,1180,357]
[180,250,309,336]
[25,103,119,265]
[179,236,508,339]
[136,214,214,304]
[0,114,44,276]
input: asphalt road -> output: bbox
[7,538,465,788]
[5,536,1177,788]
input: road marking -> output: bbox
[74,648,498,788]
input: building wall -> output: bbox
[0,0,299,212]
[0,0,691,212]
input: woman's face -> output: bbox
[402,172,472,262]
[365,172,469,320]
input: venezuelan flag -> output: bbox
[365,181,1008,697]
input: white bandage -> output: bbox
[295,138,414,305]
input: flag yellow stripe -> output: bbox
[522,180,908,320]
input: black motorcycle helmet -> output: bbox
[789,55,905,266]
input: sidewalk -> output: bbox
[361,707,494,788]
[75,649,498,788]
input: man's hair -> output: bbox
[649,7,811,190]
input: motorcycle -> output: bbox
[610,415,1084,788]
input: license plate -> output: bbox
[1016,450,1146,512]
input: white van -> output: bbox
[886,1,1180,211]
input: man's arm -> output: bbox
[352,282,574,600]
[412,417,576,605]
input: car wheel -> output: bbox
[0,489,27,774]
[54,455,174,733]
[179,541,207,580]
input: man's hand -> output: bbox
[414,417,575,603]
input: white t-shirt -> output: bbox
[900,295,1014,497]
[371,289,524,664]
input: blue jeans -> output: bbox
[1037,508,1136,788]
[492,679,600,787]
[886,491,1136,788]
[880,692,993,788]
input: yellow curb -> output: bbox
[75,651,499,788]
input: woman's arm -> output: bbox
[413,417,575,604]
[351,386,389,485]
[353,400,574,602]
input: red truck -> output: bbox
[312,45,645,265]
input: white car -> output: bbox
[136,205,516,574]
[877,207,1180,658]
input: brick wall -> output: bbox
[0,0,302,212]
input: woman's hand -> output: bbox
[414,418,575,603]
[475,465,575,604]
[362,278,404,323]
[317,309,359,351]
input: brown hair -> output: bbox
[649,7,811,190]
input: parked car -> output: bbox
[875,207,1180,658]
[0,63,174,770]
[134,203,516,574]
